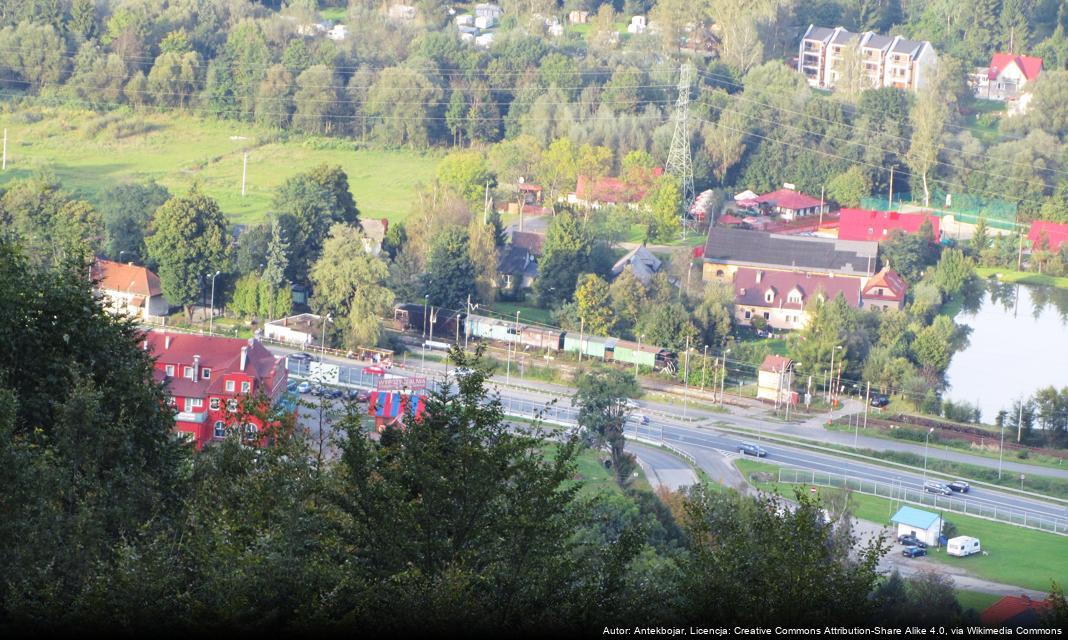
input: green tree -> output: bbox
[425,226,476,309]
[827,167,873,207]
[574,367,640,486]
[437,150,493,207]
[310,224,394,347]
[636,302,698,354]
[293,64,341,134]
[534,208,592,307]
[642,175,682,242]
[366,66,444,147]
[100,181,170,261]
[911,315,960,377]
[693,281,734,348]
[230,273,261,318]
[272,165,359,283]
[881,225,940,284]
[255,64,294,129]
[906,86,948,207]
[575,273,615,336]
[608,266,647,337]
[144,189,231,319]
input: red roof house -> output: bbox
[571,167,663,207]
[837,208,940,242]
[979,54,1043,102]
[733,267,862,330]
[142,331,289,448]
[989,53,1043,82]
[980,595,1050,627]
[740,188,830,221]
[861,267,908,311]
[1028,220,1068,252]
[92,259,170,319]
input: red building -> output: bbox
[837,208,940,242]
[142,330,288,448]
[980,595,1050,627]
[861,267,908,312]
[1028,220,1068,252]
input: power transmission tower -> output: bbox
[665,63,695,231]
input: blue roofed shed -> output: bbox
[891,506,943,546]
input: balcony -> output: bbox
[175,410,208,424]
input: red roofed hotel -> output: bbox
[142,330,289,448]
[1028,220,1068,252]
[837,208,940,242]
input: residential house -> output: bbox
[475,3,503,21]
[326,24,347,41]
[980,596,1051,627]
[737,186,830,221]
[1028,220,1068,252]
[798,25,937,92]
[733,268,863,330]
[569,10,589,24]
[973,53,1043,101]
[861,267,908,312]
[387,4,417,21]
[143,331,289,448]
[627,16,647,34]
[837,208,940,242]
[610,245,662,285]
[508,229,545,255]
[569,167,663,208]
[757,355,795,404]
[455,13,474,26]
[474,14,498,29]
[702,227,878,283]
[890,506,942,547]
[360,218,389,256]
[263,313,323,348]
[92,259,170,321]
[496,243,538,294]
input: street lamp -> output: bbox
[923,427,935,481]
[635,334,644,376]
[701,344,709,391]
[320,313,333,360]
[506,310,520,384]
[208,271,221,334]
[827,345,843,404]
[719,348,730,405]
[998,414,1006,479]
[422,294,430,339]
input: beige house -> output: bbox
[757,355,795,405]
[92,259,170,321]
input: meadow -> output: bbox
[0,104,441,226]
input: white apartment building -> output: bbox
[798,25,937,92]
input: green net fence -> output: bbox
[861,190,1019,231]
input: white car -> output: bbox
[296,381,311,394]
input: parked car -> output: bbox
[949,480,970,493]
[870,394,890,408]
[924,481,953,496]
[901,546,927,558]
[296,381,311,394]
[323,387,342,400]
[738,442,768,457]
[286,380,298,393]
[636,414,649,425]
[289,352,316,362]
[898,534,927,549]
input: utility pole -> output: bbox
[2,128,7,171]
[682,336,691,420]
[577,317,585,363]
[998,414,1006,479]
[483,182,490,224]
[1017,401,1024,443]
[701,345,708,391]
[818,185,825,231]
[241,152,248,197]
[464,294,472,351]
[665,63,695,232]
[863,380,871,434]
[888,165,895,210]
[719,350,728,405]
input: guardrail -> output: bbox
[777,468,1068,536]
[625,432,698,468]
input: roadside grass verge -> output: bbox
[734,459,1068,592]
[955,590,1001,615]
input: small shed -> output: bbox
[756,355,794,404]
[890,506,943,547]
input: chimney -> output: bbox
[164,335,171,350]
[756,271,764,283]
[240,346,248,372]
[193,355,200,380]
[142,340,148,351]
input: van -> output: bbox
[946,536,981,557]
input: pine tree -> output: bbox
[263,219,289,320]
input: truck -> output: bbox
[946,536,981,557]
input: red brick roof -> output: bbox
[575,168,662,204]
[759,354,794,373]
[510,230,544,254]
[1028,220,1068,252]
[980,595,1049,626]
[92,259,163,297]
[143,331,280,381]
[989,53,1043,81]
[837,208,940,242]
[734,267,862,311]
[752,188,824,212]
[862,267,908,301]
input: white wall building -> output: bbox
[798,25,937,92]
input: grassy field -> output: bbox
[0,104,440,226]
[976,267,1068,291]
[734,459,1068,592]
[956,589,1001,615]
[543,443,652,497]
[484,300,555,325]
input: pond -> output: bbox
[944,281,1068,421]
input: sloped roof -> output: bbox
[802,25,834,43]
[1028,220,1068,252]
[575,168,663,204]
[93,259,163,297]
[497,244,533,275]
[703,227,878,276]
[611,245,662,284]
[890,506,940,530]
[861,33,894,50]
[863,267,908,300]
[837,208,940,242]
[892,36,926,56]
[143,331,279,380]
[361,218,389,243]
[759,354,794,373]
[980,596,1050,627]
[752,188,824,211]
[990,53,1043,81]
[734,267,862,310]
[509,230,545,255]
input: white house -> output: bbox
[455,13,474,27]
[92,259,170,321]
[798,25,937,92]
[474,15,498,29]
[973,53,1043,101]
[264,313,322,348]
[891,506,943,547]
[756,355,795,404]
[326,24,347,41]
[627,16,647,35]
[474,3,503,20]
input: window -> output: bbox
[210,398,220,411]
[214,421,226,438]
[744,310,752,319]
[763,312,770,320]
[241,381,251,393]
[225,380,235,392]
[183,366,193,380]
[191,398,203,409]
[202,368,211,380]
[184,398,195,412]
[715,269,724,277]
[788,291,802,305]
[227,399,238,412]
[165,364,175,377]
[245,424,259,437]
[764,290,775,304]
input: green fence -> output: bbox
[861,190,1019,231]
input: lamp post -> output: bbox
[208,270,221,334]
[719,348,729,405]
[635,334,644,377]
[827,345,843,404]
[422,294,429,339]
[320,313,332,360]
[998,414,1006,479]
[923,427,935,482]
[506,310,520,384]
[682,336,691,420]
[701,345,709,391]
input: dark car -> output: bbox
[323,387,343,400]
[902,546,927,558]
[898,533,928,549]
[924,480,953,496]
[949,480,970,493]
[288,352,315,362]
[286,380,298,393]
[870,394,890,408]
[738,442,768,457]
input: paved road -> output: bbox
[628,442,698,491]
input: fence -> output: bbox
[861,191,1019,231]
[777,468,1068,536]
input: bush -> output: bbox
[1017,449,1030,460]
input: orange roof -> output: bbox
[759,354,794,373]
[980,595,1049,626]
[92,259,163,298]
[863,267,908,300]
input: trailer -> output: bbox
[946,536,981,557]
[563,333,610,359]
[611,339,660,369]
[466,314,519,344]
[519,325,563,352]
